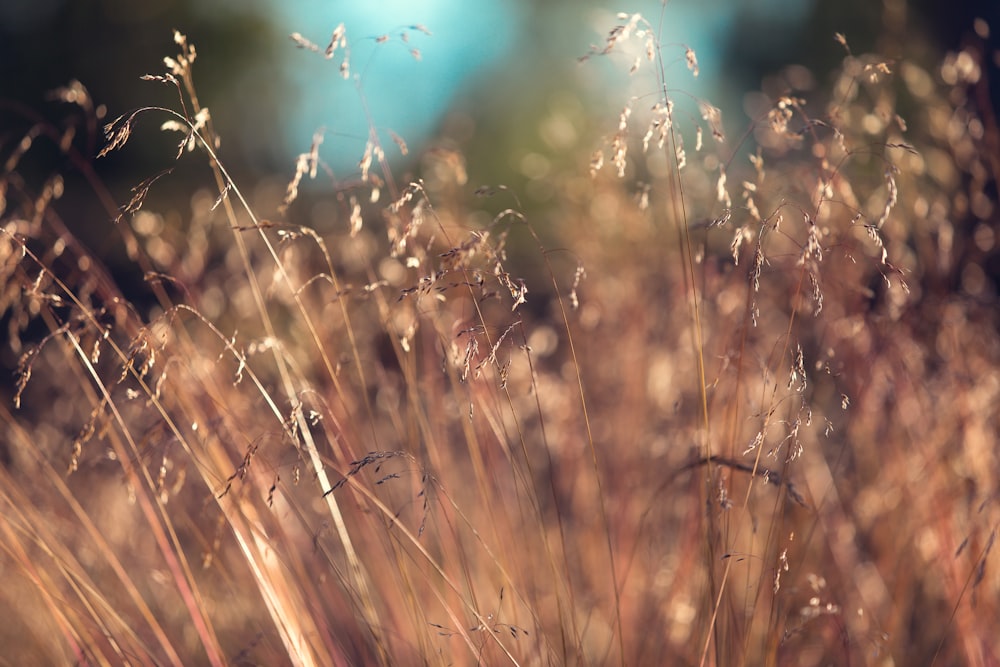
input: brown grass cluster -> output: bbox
[2,10,998,667]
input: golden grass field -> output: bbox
[2,9,998,666]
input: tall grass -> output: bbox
[2,8,998,666]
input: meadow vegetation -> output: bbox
[1,7,997,666]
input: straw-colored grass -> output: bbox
[2,9,997,666]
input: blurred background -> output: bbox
[2,0,992,179]
[2,0,995,391]
[1,0,996,378]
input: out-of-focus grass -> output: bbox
[1,11,997,667]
